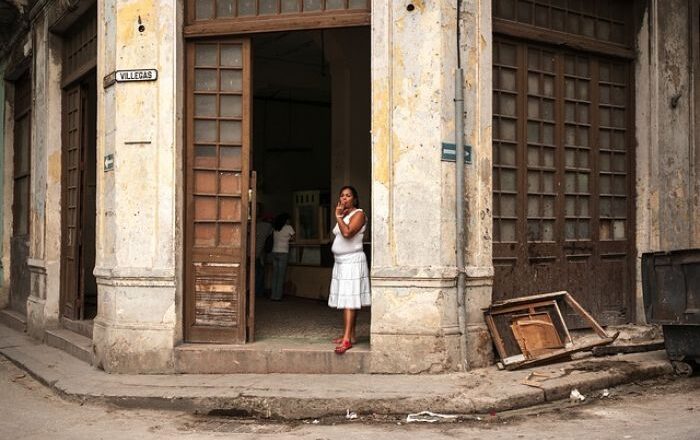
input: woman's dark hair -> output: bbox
[339,186,360,208]
[273,213,290,231]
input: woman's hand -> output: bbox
[335,200,345,218]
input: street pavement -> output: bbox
[0,355,698,439]
[0,322,677,420]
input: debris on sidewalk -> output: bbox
[600,388,610,398]
[521,370,552,388]
[592,341,665,356]
[569,388,586,402]
[345,410,358,420]
[406,411,458,423]
[484,291,619,370]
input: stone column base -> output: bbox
[92,269,177,373]
[93,320,175,373]
[464,269,495,369]
[370,332,462,373]
[369,269,462,373]
[26,296,47,340]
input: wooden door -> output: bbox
[60,84,83,319]
[492,38,632,327]
[9,72,31,315]
[185,39,252,343]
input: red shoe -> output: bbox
[334,339,353,354]
[332,336,356,344]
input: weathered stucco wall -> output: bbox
[25,11,64,340]
[460,0,494,368]
[370,0,492,372]
[635,0,700,321]
[93,0,180,373]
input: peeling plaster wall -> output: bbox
[460,0,494,368]
[369,0,492,373]
[17,10,63,339]
[635,0,699,321]
[93,0,180,373]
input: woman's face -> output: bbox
[339,188,356,208]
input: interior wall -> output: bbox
[252,28,371,228]
[326,27,371,225]
[252,33,331,217]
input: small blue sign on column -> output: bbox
[441,142,472,164]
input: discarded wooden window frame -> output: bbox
[484,291,619,370]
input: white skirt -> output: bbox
[328,251,371,309]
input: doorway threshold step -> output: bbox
[0,309,27,333]
[45,328,93,365]
[175,339,370,374]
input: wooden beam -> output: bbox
[185,12,370,38]
[493,19,635,60]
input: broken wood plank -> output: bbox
[591,341,665,356]
[504,331,620,370]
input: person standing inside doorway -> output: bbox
[255,210,274,297]
[270,213,295,301]
[329,186,370,354]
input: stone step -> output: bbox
[0,309,27,333]
[60,318,94,339]
[175,338,370,374]
[45,328,93,365]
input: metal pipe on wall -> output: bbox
[455,0,468,370]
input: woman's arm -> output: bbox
[336,211,365,238]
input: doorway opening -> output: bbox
[251,27,371,343]
[59,7,98,333]
[9,71,32,316]
[183,26,371,347]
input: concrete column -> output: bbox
[461,0,494,368]
[25,16,63,340]
[370,0,463,373]
[93,0,180,373]
[634,0,698,321]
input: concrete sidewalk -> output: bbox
[0,323,674,420]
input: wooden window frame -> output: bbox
[184,0,370,37]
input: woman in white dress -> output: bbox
[328,186,370,354]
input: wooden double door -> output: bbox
[492,37,634,327]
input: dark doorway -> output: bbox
[250,28,371,341]
[60,72,98,321]
[9,71,32,315]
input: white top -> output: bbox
[272,224,295,253]
[331,209,366,256]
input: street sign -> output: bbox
[104,154,114,172]
[115,69,158,82]
[441,142,472,164]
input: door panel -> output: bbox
[492,38,631,327]
[185,39,252,343]
[61,84,83,319]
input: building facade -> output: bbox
[1,0,699,374]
